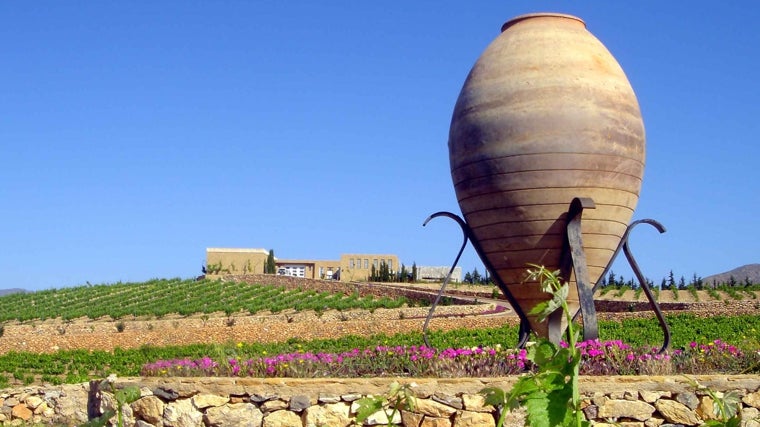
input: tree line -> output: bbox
[369,262,418,283]
[458,266,757,290]
[596,270,757,290]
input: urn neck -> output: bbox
[501,13,586,32]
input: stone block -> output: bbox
[24,396,43,410]
[415,398,457,418]
[453,410,495,427]
[191,393,229,409]
[420,415,452,427]
[289,395,312,412]
[261,398,288,412]
[742,407,760,427]
[132,395,165,425]
[461,394,493,413]
[204,403,263,427]
[744,390,760,409]
[401,410,424,427]
[263,409,301,427]
[676,391,699,410]
[599,399,655,421]
[163,398,203,427]
[304,403,350,427]
[11,404,32,422]
[655,399,701,426]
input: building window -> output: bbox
[364,259,369,269]
[349,259,354,269]
[387,259,393,270]
[373,259,378,269]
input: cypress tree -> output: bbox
[265,249,276,274]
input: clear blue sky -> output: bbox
[2,2,758,291]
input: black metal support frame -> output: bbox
[424,197,670,353]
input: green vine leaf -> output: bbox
[506,376,540,402]
[354,396,384,422]
[77,410,115,427]
[719,391,741,419]
[523,391,551,427]
[115,386,141,405]
[480,387,508,407]
[529,341,558,368]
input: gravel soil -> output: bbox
[0,304,517,354]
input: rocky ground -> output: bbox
[0,304,516,354]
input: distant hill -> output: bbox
[703,263,760,285]
[0,288,26,296]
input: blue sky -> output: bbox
[1,2,758,291]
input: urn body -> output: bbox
[449,13,645,336]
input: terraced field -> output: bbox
[1,274,757,355]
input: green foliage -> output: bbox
[686,377,742,427]
[483,265,588,427]
[265,249,276,274]
[1,274,759,387]
[355,381,415,426]
[481,387,510,427]
[205,262,223,275]
[78,410,115,427]
[719,285,744,300]
[463,267,494,285]
[369,261,394,282]
[0,313,759,386]
[0,278,410,322]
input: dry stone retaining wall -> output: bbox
[1,375,758,426]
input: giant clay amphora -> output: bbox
[449,13,645,338]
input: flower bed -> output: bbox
[140,339,759,380]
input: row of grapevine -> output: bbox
[0,313,758,387]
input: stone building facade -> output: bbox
[205,248,399,282]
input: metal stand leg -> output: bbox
[424,202,669,352]
[582,218,670,353]
[423,211,532,349]
[622,220,670,353]
[559,197,599,342]
[421,212,469,348]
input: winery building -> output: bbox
[205,248,399,282]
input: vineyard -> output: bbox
[0,278,411,322]
[0,276,758,388]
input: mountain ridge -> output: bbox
[702,263,760,285]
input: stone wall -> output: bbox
[1,375,759,426]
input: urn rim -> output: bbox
[501,12,586,32]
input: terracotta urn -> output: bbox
[448,13,645,337]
